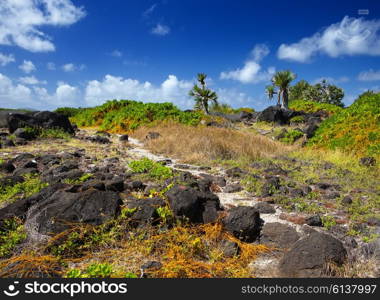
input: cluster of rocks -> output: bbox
[0,111,75,148]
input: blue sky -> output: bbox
[0,0,380,111]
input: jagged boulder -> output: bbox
[222,206,263,242]
[7,111,74,134]
[257,106,297,125]
[166,185,221,223]
[25,189,122,239]
[278,231,347,277]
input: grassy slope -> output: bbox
[68,100,203,132]
[309,92,380,157]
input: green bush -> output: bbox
[38,128,72,140]
[289,100,343,115]
[0,174,48,204]
[0,218,26,258]
[66,263,113,278]
[289,115,305,123]
[308,91,380,157]
[54,107,83,118]
[280,129,304,144]
[70,100,203,132]
[129,158,173,180]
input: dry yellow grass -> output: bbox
[132,122,292,164]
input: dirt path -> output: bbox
[123,134,305,232]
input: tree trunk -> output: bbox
[204,100,209,114]
[282,89,289,109]
[277,92,281,106]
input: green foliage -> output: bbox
[209,103,254,114]
[289,100,343,115]
[289,79,344,107]
[38,128,72,140]
[270,70,297,108]
[0,218,26,258]
[66,263,114,278]
[129,158,173,180]
[63,173,93,184]
[279,129,304,144]
[289,115,305,123]
[70,100,202,132]
[18,127,72,140]
[308,91,380,157]
[54,107,83,118]
[0,174,48,204]
[156,206,174,224]
[289,80,310,102]
[321,215,337,230]
[189,73,218,114]
[125,272,139,278]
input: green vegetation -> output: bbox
[309,91,380,157]
[289,115,305,123]
[0,218,26,258]
[17,127,72,140]
[156,206,174,224]
[66,263,114,278]
[38,128,72,140]
[267,70,297,109]
[63,173,93,184]
[321,215,337,230]
[290,79,344,107]
[70,100,202,132]
[129,158,173,180]
[189,73,218,114]
[54,107,83,118]
[209,102,254,114]
[289,100,343,115]
[279,129,304,144]
[0,174,48,204]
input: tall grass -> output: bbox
[132,122,291,164]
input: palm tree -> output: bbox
[271,70,296,109]
[265,85,279,106]
[189,73,218,114]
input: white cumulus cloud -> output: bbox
[0,0,85,52]
[19,60,36,73]
[19,75,47,85]
[151,23,170,36]
[220,44,275,84]
[357,69,380,81]
[0,52,15,66]
[62,63,85,72]
[278,16,380,62]
[85,74,192,108]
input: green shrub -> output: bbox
[280,129,304,144]
[70,100,203,132]
[66,263,113,278]
[0,174,48,204]
[321,215,336,230]
[289,100,343,115]
[0,218,26,258]
[156,206,174,224]
[129,158,173,180]
[290,115,305,123]
[63,173,93,184]
[38,128,72,140]
[209,103,254,114]
[54,107,83,118]
[308,91,380,157]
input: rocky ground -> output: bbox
[0,124,379,278]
